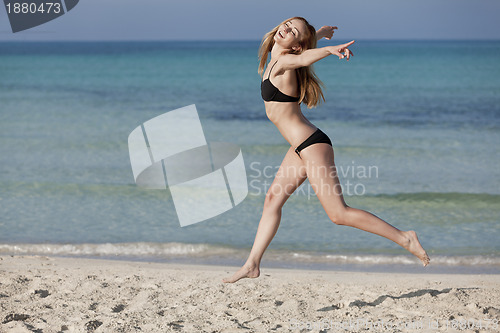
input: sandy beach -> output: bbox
[0,256,499,332]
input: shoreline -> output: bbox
[1,255,499,332]
[2,246,500,275]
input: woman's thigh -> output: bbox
[299,144,348,216]
[265,146,308,207]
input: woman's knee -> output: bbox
[327,205,350,225]
[263,190,285,211]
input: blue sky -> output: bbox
[1,0,500,41]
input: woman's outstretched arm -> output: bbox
[277,40,355,72]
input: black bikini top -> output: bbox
[261,61,300,103]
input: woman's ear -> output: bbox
[292,44,302,52]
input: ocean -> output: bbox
[1,40,499,274]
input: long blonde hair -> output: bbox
[258,16,325,108]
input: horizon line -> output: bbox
[1,38,499,43]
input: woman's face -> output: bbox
[274,18,307,51]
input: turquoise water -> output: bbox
[0,41,499,272]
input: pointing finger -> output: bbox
[345,40,355,47]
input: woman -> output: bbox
[223,17,430,283]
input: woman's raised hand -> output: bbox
[327,40,355,61]
[317,25,338,40]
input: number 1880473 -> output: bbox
[5,2,62,14]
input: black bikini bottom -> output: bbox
[295,128,332,158]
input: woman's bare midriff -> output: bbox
[264,101,317,147]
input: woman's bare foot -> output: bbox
[222,263,260,283]
[402,230,430,266]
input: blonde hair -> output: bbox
[258,16,325,108]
